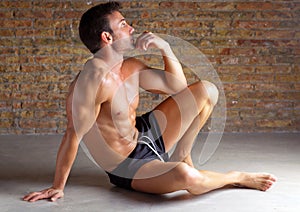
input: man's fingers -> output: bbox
[135,32,154,51]
[23,191,47,202]
[50,191,64,202]
[23,192,41,201]
[29,192,50,202]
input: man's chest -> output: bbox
[103,71,139,116]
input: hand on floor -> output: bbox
[23,187,64,202]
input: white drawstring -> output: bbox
[138,135,165,162]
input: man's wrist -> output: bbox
[52,181,65,190]
[160,43,174,57]
[52,185,64,190]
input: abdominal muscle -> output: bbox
[93,82,140,171]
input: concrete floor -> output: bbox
[0,133,299,212]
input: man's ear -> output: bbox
[101,32,112,44]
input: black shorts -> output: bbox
[106,111,169,190]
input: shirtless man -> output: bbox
[23,2,276,202]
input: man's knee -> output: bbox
[199,80,219,106]
[174,162,204,188]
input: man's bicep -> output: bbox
[65,96,101,144]
[68,70,105,139]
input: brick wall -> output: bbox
[0,0,299,134]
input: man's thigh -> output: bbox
[131,160,188,194]
[152,81,208,152]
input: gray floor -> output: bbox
[0,133,299,212]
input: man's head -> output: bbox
[79,1,122,54]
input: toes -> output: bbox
[261,180,274,191]
[261,174,277,182]
[269,175,277,182]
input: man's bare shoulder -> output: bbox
[68,58,107,93]
[82,57,109,79]
[67,57,109,102]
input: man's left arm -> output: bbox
[136,32,187,94]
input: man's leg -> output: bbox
[131,160,276,195]
[170,99,214,167]
[132,80,276,194]
[152,80,218,162]
[132,81,276,194]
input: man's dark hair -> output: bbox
[79,2,120,54]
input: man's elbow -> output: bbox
[170,81,188,94]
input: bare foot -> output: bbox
[232,172,277,191]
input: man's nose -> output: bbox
[129,25,134,34]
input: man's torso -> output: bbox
[68,57,146,170]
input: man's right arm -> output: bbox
[23,63,106,202]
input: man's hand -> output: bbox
[23,187,64,202]
[135,31,169,51]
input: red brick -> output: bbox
[224,83,253,92]
[0,11,13,18]
[255,83,293,91]
[0,29,14,37]
[19,55,35,64]
[217,66,255,74]
[54,11,82,19]
[38,93,67,101]
[33,1,71,9]
[130,2,159,9]
[11,92,38,101]
[15,29,34,37]
[21,101,60,110]
[256,65,291,74]
[0,55,19,64]
[0,1,31,8]
[0,20,33,28]
[35,55,73,64]
[19,111,34,119]
[19,119,57,129]
[198,2,235,10]
[256,30,295,39]
[237,39,276,47]
[159,2,196,9]
[277,92,300,100]
[0,119,13,128]
[35,111,64,119]
[14,10,53,19]
[34,19,72,28]
[237,73,274,82]
[0,111,14,119]
[257,11,293,20]
[275,74,300,82]
[256,101,293,109]
[256,120,293,128]
[236,2,273,11]
[239,56,276,65]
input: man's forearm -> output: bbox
[52,130,79,190]
[161,44,187,92]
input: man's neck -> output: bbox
[94,46,124,73]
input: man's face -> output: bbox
[108,11,135,52]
